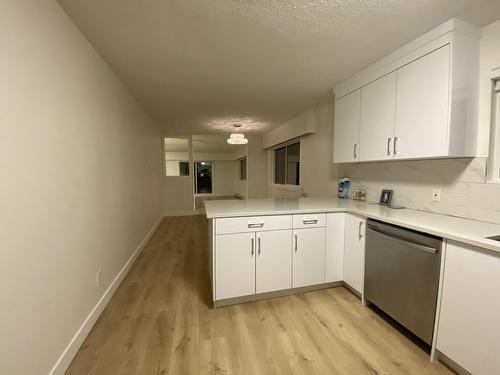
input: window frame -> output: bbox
[165,160,190,177]
[163,136,191,178]
[272,139,302,191]
[487,71,500,183]
[240,157,247,180]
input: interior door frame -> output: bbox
[194,160,214,196]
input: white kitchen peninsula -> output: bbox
[205,197,500,374]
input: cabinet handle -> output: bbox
[294,234,298,252]
[353,144,358,159]
[248,222,264,228]
[359,221,364,240]
[258,237,261,255]
[251,237,254,257]
[394,137,399,156]
[302,219,318,224]
[387,138,393,156]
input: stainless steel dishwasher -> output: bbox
[364,219,442,345]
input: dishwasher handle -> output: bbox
[368,226,438,254]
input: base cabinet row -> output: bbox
[213,211,500,374]
[215,226,327,301]
[214,213,366,302]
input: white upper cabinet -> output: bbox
[359,72,397,161]
[394,45,450,159]
[333,19,479,163]
[333,89,361,163]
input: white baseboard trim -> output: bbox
[49,216,163,375]
[163,210,196,217]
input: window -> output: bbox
[164,137,190,176]
[165,160,189,176]
[240,158,247,180]
[274,141,300,186]
[179,161,190,176]
[488,78,500,181]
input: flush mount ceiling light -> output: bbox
[227,133,248,144]
[227,124,248,144]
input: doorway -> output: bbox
[195,161,213,194]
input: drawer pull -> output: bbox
[303,219,318,224]
[248,222,264,228]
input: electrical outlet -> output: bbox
[96,270,102,287]
[432,189,442,202]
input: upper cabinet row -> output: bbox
[333,19,480,163]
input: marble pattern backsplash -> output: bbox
[338,158,500,225]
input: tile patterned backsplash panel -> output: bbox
[338,158,500,224]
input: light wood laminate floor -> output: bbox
[66,215,452,375]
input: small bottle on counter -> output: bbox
[338,177,351,199]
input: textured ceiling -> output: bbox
[59,0,500,135]
[194,135,246,153]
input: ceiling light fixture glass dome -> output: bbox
[227,133,248,144]
[227,123,248,144]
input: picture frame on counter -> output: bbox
[379,189,393,206]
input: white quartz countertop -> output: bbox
[205,198,500,254]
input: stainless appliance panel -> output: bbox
[364,220,441,345]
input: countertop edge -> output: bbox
[206,207,500,254]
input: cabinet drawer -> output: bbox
[293,213,326,228]
[216,215,292,234]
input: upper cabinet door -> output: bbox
[359,72,397,161]
[333,89,361,163]
[394,45,451,159]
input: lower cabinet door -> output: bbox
[215,232,256,300]
[436,241,500,375]
[293,227,326,288]
[256,230,292,294]
[343,214,366,293]
[326,213,345,282]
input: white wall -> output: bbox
[163,137,195,215]
[235,176,248,198]
[0,2,162,374]
[247,136,268,198]
[301,101,339,197]
[262,110,316,149]
[267,101,339,198]
[213,160,237,196]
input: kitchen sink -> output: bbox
[487,235,500,241]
